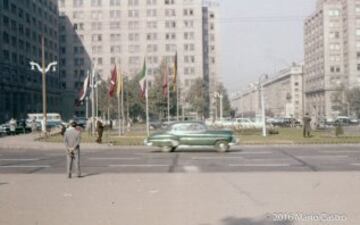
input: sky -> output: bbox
[219,0,317,93]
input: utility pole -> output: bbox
[91,68,96,136]
[85,96,89,119]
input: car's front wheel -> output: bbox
[215,141,229,153]
[161,145,173,152]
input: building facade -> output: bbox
[304,0,360,122]
[0,0,61,123]
[58,0,219,119]
[231,64,304,121]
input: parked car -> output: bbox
[0,124,8,136]
[271,117,300,127]
[73,117,87,128]
[149,119,162,130]
[144,121,238,152]
[334,116,358,126]
[233,118,254,129]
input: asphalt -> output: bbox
[1,134,360,173]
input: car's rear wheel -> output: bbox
[215,141,229,153]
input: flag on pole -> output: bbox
[162,59,168,97]
[79,72,90,101]
[139,60,147,98]
[109,65,117,97]
[173,52,177,91]
[116,67,123,97]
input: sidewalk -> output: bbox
[0,133,131,151]
[0,172,359,225]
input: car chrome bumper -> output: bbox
[143,139,153,146]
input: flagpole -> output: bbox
[167,62,170,122]
[121,75,125,135]
[117,65,121,136]
[117,93,121,136]
[145,66,150,137]
[91,67,96,136]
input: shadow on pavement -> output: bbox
[80,172,101,178]
[151,148,244,153]
[219,216,293,225]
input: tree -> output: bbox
[217,82,235,118]
[148,70,177,120]
[186,78,207,119]
[346,87,360,117]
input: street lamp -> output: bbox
[259,74,268,137]
[214,92,223,121]
[29,60,57,134]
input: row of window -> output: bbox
[3,15,58,39]
[2,31,58,52]
[67,0,180,8]
[2,50,57,66]
[68,20,197,31]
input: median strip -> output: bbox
[0,158,40,161]
[229,163,292,167]
[0,165,50,168]
[108,164,169,167]
[89,157,138,160]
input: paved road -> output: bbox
[1,145,360,174]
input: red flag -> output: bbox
[162,62,168,97]
[109,65,117,97]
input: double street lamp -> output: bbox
[29,59,57,134]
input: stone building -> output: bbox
[0,0,61,122]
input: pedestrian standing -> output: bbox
[9,118,17,135]
[303,113,312,138]
[31,118,37,132]
[96,118,104,143]
[64,120,81,178]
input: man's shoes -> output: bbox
[68,174,72,179]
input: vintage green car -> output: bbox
[144,121,238,152]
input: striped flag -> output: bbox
[139,60,147,98]
[79,72,90,101]
[162,59,168,96]
[109,65,117,97]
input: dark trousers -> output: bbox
[96,129,103,143]
[303,128,310,137]
[66,148,81,178]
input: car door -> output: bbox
[173,123,207,145]
[184,123,209,145]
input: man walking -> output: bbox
[64,120,81,178]
[96,118,104,143]
[303,113,312,138]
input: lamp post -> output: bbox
[29,36,57,134]
[214,92,223,121]
[259,74,268,137]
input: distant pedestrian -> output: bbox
[31,118,37,132]
[64,120,81,178]
[96,118,104,143]
[9,118,16,135]
[303,113,312,137]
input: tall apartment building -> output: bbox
[0,0,61,122]
[231,63,304,121]
[304,0,360,122]
[58,0,219,119]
